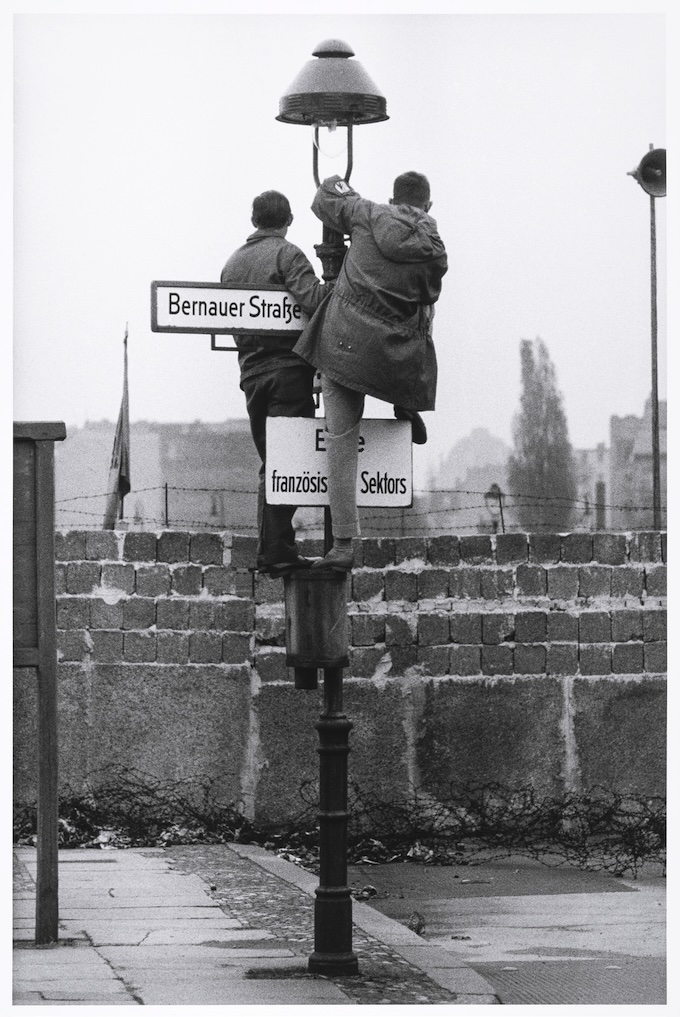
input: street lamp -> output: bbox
[484,483,505,534]
[628,145,666,530]
[277,40,388,978]
[278,39,388,283]
[277,38,388,173]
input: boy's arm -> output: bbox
[279,245,326,317]
[311,175,365,237]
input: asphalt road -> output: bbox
[347,854,666,1005]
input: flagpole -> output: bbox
[119,326,128,522]
[103,326,131,529]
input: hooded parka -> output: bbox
[294,176,448,412]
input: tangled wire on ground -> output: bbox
[13,768,255,852]
[13,766,665,878]
[341,781,665,877]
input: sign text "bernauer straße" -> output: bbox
[151,282,309,335]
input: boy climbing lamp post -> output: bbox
[277,39,388,977]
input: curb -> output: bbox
[228,842,500,1003]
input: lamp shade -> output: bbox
[277,39,388,126]
[628,148,666,198]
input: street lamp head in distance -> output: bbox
[628,148,666,198]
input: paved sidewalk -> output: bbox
[12,845,498,1006]
[13,843,667,1006]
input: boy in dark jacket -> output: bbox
[221,190,325,575]
[295,172,448,571]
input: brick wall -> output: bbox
[13,528,666,826]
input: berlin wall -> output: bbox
[13,528,666,827]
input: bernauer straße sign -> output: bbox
[151,281,309,335]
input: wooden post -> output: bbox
[498,488,506,534]
[13,422,66,945]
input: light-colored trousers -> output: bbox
[321,376,365,539]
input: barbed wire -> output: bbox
[54,506,258,532]
[56,505,658,534]
[56,485,660,515]
[54,506,652,529]
[56,486,171,504]
[420,490,660,513]
[52,514,642,536]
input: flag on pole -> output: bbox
[103,328,131,529]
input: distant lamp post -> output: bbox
[277,40,388,979]
[628,145,666,530]
[484,483,505,534]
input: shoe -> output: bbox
[311,545,355,572]
[256,555,318,577]
[394,406,427,444]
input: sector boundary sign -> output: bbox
[266,417,412,508]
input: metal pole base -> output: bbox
[307,667,359,974]
[308,951,359,976]
[294,666,318,690]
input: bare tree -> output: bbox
[507,338,577,531]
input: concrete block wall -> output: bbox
[13,528,666,829]
[343,531,667,681]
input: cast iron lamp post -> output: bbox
[628,145,666,531]
[277,39,387,977]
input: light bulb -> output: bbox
[312,121,347,160]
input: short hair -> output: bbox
[251,190,292,229]
[392,172,431,208]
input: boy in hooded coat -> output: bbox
[294,171,448,570]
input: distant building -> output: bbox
[55,420,261,533]
[420,407,665,535]
[609,398,667,530]
[55,401,666,537]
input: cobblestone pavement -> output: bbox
[164,844,462,1006]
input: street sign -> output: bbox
[266,417,412,507]
[151,281,310,336]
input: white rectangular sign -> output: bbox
[151,281,309,335]
[266,417,412,507]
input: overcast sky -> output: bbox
[11,5,669,486]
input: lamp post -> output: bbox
[484,483,505,534]
[277,40,388,977]
[628,145,666,531]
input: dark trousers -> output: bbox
[242,365,316,566]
